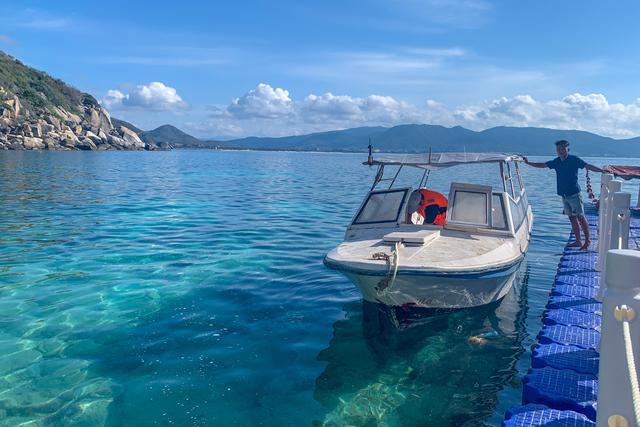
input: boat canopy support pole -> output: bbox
[419,169,430,188]
[514,161,525,193]
[371,164,385,191]
[506,162,517,198]
[388,165,403,189]
[499,162,507,192]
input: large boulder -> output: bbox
[119,125,144,149]
[8,96,20,117]
[1,95,21,120]
[45,114,61,130]
[42,123,55,135]
[8,135,23,149]
[30,123,43,138]
[77,137,97,150]
[21,122,32,137]
[22,137,45,150]
[85,130,102,145]
[86,107,112,133]
[61,131,78,148]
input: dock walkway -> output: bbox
[503,206,640,426]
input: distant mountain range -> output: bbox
[111,119,210,149]
[113,122,640,157]
[214,124,640,157]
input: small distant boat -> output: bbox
[324,150,533,309]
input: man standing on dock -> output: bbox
[523,140,603,250]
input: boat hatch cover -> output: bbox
[383,230,440,245]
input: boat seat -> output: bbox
[383,229,440,245]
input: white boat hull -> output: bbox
[335,263,521,309]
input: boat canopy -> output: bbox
[365,152,524,169]
[604,165,640,180]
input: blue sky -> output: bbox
[2,1,640,139]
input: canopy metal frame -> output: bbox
[367,152,524,195]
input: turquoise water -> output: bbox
[0,150,637,426]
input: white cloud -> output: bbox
[195,84,640,139]
[102,82,186,111]
[227,83,293,119]
[451,93,640,138]
[102,90,127,110]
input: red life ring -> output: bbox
[416,189,448,225]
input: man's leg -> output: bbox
[578,215,591,250]
[568,215,582,247]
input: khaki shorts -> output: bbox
[562,193,584,217]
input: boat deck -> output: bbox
[502,205,640,426]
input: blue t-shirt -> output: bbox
[546,155,587,196]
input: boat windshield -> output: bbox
[450,190,489,225]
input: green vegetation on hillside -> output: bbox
[0,51,89,115]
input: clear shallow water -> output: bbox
[0,150,638,426]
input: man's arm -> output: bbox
[522,156,548,169]
[586,164,604,173]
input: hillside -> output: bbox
[0,51,158,151]
[142,124,208,148]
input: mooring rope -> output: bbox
[621,313,640,426]
[372,241,400,295]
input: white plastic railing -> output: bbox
[597,174,614,271]
[597,250,640,427]
[597,181,631,303]
[597,178,626,272]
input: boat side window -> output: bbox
[353,189,409,225]
[508,197,525,229]
[492,193,508,230]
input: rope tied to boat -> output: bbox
[372,241,401,295]
[586,169,597,202]
[617,305,640,426]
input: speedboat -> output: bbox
[324,151,533,309]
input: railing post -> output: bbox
[597,174,614,271]
[610,192,631,252]
[597,187,630,303]
[598,179,623,272]
[597,250,640,427]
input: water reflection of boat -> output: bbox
[324,152,533,309]
[314,263,529,426]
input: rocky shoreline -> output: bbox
[0,87,162,151]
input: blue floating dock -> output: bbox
[503,205,640,425]
[503,404,595,427]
